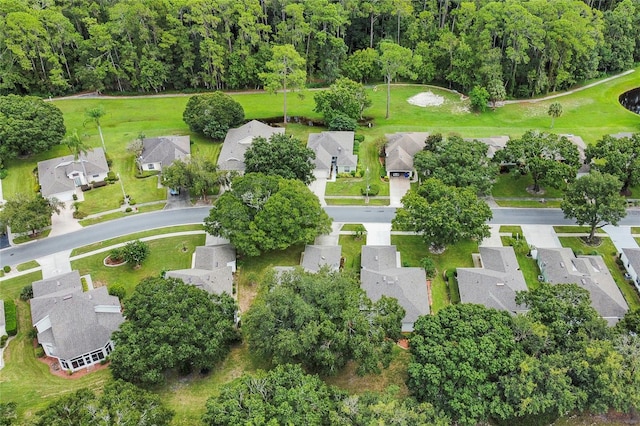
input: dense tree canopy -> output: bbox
[0,95,65,166]
[33,381,174,426]
[110,277,239,386]
[244,268,404,376]
[494,131,580,193]
[586,133,640,196]
[161,158,224,201]
[182,92,245,140]
[1,0,637,97]
[313,77,371,123]
[561,171,627,242]
[0,193,64,236]
[413,135,496,195]
[393,178,492,251]
[204,173,331,257]
[244,133,316,184]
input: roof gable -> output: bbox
[140,136,190,166]
[37,148,109,197]
[301,245,342,272]
[217,120,284,171]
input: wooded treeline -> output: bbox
[1,0,638,97]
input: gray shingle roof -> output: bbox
[31,273,123,360]
[457,247,528,314]
[140,135,190,166]
[623,248,640,276]
[361,245,429,332]
[385,132,429,172]
[301,245,342,272]
[166,267,233,296]
[537,248,628,325]
[307,131,357,172]
[464,136,509,159]
[217,120,285,171]
[37,148,108,198]
[194,245,236,270]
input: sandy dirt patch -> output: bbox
[407,91,445,107]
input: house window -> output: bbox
[71,356,86,369]
[92,174,99,178]
[148,164,155,170]
[60,360,69,369]
[344,167,350,172]
[105,342,113,355]
[91,349,105,362]
[72,173,79,177]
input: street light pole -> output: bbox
[117,173,128,206]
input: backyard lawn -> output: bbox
[559,237,640,310]
[339,232,366,273]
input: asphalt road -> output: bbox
[2,206,640,266]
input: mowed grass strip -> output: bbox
[559,237,640,310]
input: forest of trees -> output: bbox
[1,0,638,98]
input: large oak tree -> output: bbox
[244,133,316,185]
[585,133,640,196]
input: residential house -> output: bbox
[37,148,109,201]
[360,245,429,332]
[385,132,429,178]
[217,120,285,172]
[0,299,5,337]
[621,248,640,292]
[537,248,629,325]
[166,244,237,296]
[560,134,590,174]
[306,131,357,178]
[30,271,124,372]
[301,245,342,272]
[138,135,190,172]
[464,136,509,159]
[457,247,528,314]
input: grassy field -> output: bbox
[559,237,640,310]
[391,235,478,313]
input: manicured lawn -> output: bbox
[70,224,204,256]
[13,229,51,245]
[391,235,478,313]
[71,235,205,297]
[326,197,389,206]
[326,178,390,196]
[341,224,364,232]
[499,226,523,234]
[78,203,166,226]
[16,261,39,272]
[495,200,562,208]
[554,226,606,234]
[339,234,366,273]
[632,227,640,234]
[501,237,542,290]
[492,173,565,199]
[559,237,640,310]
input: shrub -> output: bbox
[354,133,365,143]
[110,248,124,262]
[35,346,45,358]
[72,211,87,219]
[20,284,33,301]
[107,171,116,181]
[469,85,490,112]
[0,335,7,348]
[81,277,88,292]
[3,265,10,273]
[72,193,78,201]
[28,328,38,339]
[4,300,17,336]
[328,113,357,131]
[421,257,437,278]
[361,184,380,196]
[125,207,132,213]
[108,284,127,300]
[128,198,136,206]
[183,92,245,140]
[337,172,353,178]
[92,180,108,188]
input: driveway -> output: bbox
[164,188,191,210]
[603,225,639,252]
[37,250,73,279]
[308,178,327,207]
[521,225,561,249]
[389,177,410,207]
[364,223,391,245]
[480,225,503,247]
[48,202,82,237]
[314,222,342,245]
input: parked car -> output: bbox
[169,188,180,195]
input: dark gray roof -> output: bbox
[37,148,108,198]
[31,274,123,360]
[166,267,233,296]
[194,245,236,270]
[140,135,190,166]
[307,131,357,171]
[217,120,285,171]
[385,132,429,172]
[457,247,528,314]
[301,245,342,272]
[361,245,429,332]
[32,271,82,298]
[537,248,628,325]
[361,246,399,271]
[464,136,509,159]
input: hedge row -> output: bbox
[4,300,17,336]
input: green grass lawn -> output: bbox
[71,235,205,297]
[492,173,566,199]
[391,235,478,313]
[558,237,640,311]
[12,229,51,245]
[632,227,640,234]
[326,197,389,206]
[78,203,166,226]
[325,178,390,196]
[501,237,542,290]
[339,234,366,273]
[16,261,40,272]
[554,226,606,234]
[499,226,523,234]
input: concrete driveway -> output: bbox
[364,223,391,245]
[164,188,191,209]
[521,225,561,249]
[49,202,82,237]
[389,177,410,207]
[480,225,503,247]
[308,178,327,207]
[603,225,639,252]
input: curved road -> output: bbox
[1,206,640,265]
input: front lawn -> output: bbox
[326,197,389,206]
[501,236,542,290]
[553,226,606,234]
[70,235,205,297]
[339,233,366,273]
[492,173,566,199]
[391,235,478,313]
[558,237,640,310]
[325,178,390,196]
